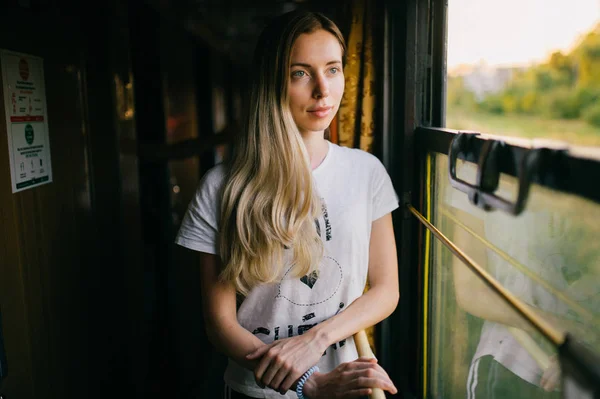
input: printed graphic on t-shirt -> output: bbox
[253,198,347,351]
[315,199,332,242]
[250,305,347,354]
[277,198,340,306]
[277,256,343,306]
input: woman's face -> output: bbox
[287,29,344,136]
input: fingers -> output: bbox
[354,356,378,364]
[337,359,379,375]
[254,350,276,388]
[250,336,325,392]
[260,359,281,388]
[253,347,302,393]
[540,366,561,392]
[353,375,397,394]
[279,371,300,394]
[540,357,561,392]
[269,360,311,393]
[341,388,373,398]
[307,363,397,398]
[263,357,291,391]
[342,361,397,394]
[345,359,390,379]
[246,343,271,360]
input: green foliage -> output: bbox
[543,88,581,119]
[574,30,600,87]
[447,76,476,109]
[538,87,600,120]
[501,94,519,113]
[583,103,600,128]
[448,23,600,131]
[575,87,600,110]
[520,92,538,114]
[549,51,572,73]
[477,94,504,115]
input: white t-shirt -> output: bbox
[175,141,399,398]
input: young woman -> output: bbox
[176,10,400,399]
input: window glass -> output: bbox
[447,1,600,147]
[426,152,600,398]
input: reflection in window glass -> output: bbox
[426,153,600,398]
[446,1,600,147]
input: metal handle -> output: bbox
[448,132,545,216]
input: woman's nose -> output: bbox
[313,75,330,99]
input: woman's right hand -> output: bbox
[302,357,398,398]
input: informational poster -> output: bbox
[1,50,52,193]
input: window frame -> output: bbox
[382,0,600,397]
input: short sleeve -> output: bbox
[174,165,226,254]
[371,159,399,221]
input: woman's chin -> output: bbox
[298,121,333,135]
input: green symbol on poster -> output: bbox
[25,124,34,145]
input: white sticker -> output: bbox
[1,50,53,193]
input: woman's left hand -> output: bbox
[246,333,327,394]
[540,356,561,392]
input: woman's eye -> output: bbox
[329,67,340,74]
[292,70,306,78]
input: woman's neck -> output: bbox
[301,131,328,170]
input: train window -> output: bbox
[403,1,600,397]
[421,150,600,398]
[446,0,600,146]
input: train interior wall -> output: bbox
[0,1,357,398]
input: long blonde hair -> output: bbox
[219,11,346,295]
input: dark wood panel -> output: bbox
[0,11,97,399]
[0,56,36,399]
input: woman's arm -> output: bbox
[199,252,265,371]
[451,211,537,332]
[452,209,586,338]
[248,213,400,393]
[308,212,400,344]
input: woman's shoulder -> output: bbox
[195,162,229,196]
[331,143,385,169]
[202,162,228,184]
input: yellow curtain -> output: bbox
[337,0,378,351]
[338,0,376,153]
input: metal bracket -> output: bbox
[402,191,412,219]
[448,132,548,216]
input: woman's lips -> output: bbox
[307,106,333,118]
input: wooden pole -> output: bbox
[354,329,386,399]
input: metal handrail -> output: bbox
[407,204,565,346]
[440,206,599,326]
